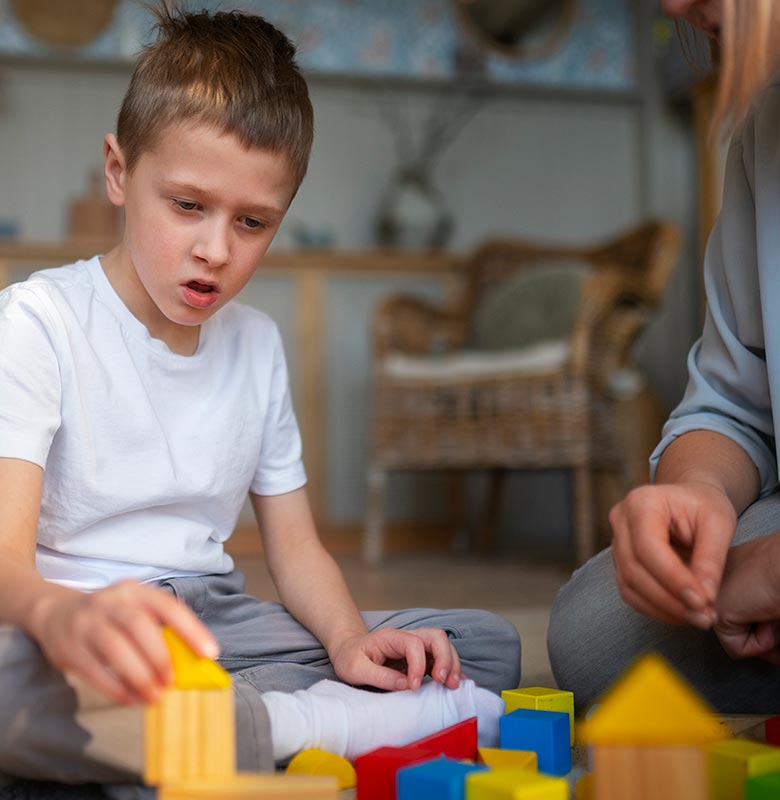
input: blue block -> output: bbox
[499,708,571,776]
[397,757,488,800]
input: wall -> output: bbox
[0,1,701,549]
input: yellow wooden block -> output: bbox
[144,686,235,785]
[502,688,575,745]
[157,772,338,799]
[578,655,724,746]
[574,772,592,800]
[465,767,568,799]
[162,626,231,689]
[707,738,780,800]
[286,748,356,789]
[478,747,537,771]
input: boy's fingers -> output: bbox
[411,628,459,685]
[391,632,426,689]
[146,590,219,659]
[356,660,413,692]
[115,612,174,686]
[89,628,162,703]
[68,651,135,706]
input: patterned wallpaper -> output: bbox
[0,0,636,91]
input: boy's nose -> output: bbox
[192,220,232,267]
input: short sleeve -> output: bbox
[250,326,307,495]
[0,285,62,468]
[650,124,777,494]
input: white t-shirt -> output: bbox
[0,257,307,591]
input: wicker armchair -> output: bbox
[364,220,681,565]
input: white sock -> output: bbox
[261,678,504,763]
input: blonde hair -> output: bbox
[117,4,314,187]
[713,0,780,131]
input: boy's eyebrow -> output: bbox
[163,181,285,218]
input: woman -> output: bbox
[548,0,780,712]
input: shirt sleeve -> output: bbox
[649,124,778,495]
[250,325,307,495]
[0,285,62,468]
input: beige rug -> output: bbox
[492,606,555,689]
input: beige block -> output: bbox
[157,772,338,799]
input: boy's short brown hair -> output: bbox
[117,3,313,187]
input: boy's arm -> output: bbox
[251,487,461,690]
[0,457,218,704]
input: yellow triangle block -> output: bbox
[578,654,724,746]
[162,626,231,689]
[478,747,538,771]
[286,748,356,789]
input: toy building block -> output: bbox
[161,626,231,690]
[499,709,570,777]
[578,654,725,800]
[355,745,438,800]
[286,748,356,789]
[465,767,568,799]
[478,747,537,771]
[502,688,575,745]
[144,627,235,786]
[574,772,593,800]
[397,757,488,800]
[409,717,478,761]
[765,717,780,747]
[746,769,780,799]
[707,739,780,800]
[157,773,338,799]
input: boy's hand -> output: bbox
[714,533,780,662]
[26,580,218,706]
[329,627,462,691]
[610,481,736,627]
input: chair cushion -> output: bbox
[471,260,592,350]
[381,340,570,382]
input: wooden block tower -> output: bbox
[145,627,338,799]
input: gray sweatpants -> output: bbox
[0,570,520,788]
[547,492,780,714]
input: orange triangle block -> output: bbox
[162,626,231,689]
[578,654,724,746]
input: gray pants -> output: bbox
[548,492,780,714]
[0,571,520,787]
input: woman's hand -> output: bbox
[610,481,737,627]
[714,533,780,662]
[26,580,218,705]
[329,626,462,691]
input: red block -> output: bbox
[766,716,780,747]
[354,746,437,800]
[408,716,478,761]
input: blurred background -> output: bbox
[0,0,724,680]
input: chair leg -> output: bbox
[573,464,596,565]
[477,468,504,554]
[363,466,388,565]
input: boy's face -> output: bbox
[103,121,298,349]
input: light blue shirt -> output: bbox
[650,84,780,496]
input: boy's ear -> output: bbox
[103,134,127,207]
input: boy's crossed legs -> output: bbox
[0,571,520,784]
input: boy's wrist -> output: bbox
[23,582,72,641]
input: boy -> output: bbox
[0,4,520,790]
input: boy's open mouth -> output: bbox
[186,280,216,294]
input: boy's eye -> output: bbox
[242,217,266,230]
[174,199,198,211]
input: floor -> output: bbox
[234,550,574,688]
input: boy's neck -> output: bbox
[99,246,201,357]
